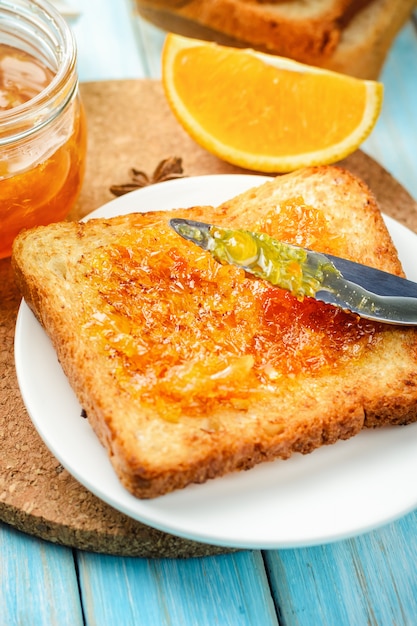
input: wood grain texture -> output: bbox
[0,523,84,626]
[78,550,278,626]
[265,510,417,625]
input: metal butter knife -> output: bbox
[170,218,417,326]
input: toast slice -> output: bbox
[138,0,371,64]
[12,166,417,498]
[137,0,416,78]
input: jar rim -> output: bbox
[0,0,78,143]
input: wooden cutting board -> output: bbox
[1,80,417,558]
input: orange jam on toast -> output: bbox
[82,208,382,420]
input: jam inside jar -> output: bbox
[0,0,87,259]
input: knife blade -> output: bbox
[169,217,417,326]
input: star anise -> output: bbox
[109,157,186,197]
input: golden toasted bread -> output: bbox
[136,0,416,78]
[12,166,417,498]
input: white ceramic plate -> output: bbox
[14,174,417,549]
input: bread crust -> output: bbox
[12,166,417,498]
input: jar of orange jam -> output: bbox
[0,0,87,259]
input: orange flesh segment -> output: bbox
[173,47,367,155]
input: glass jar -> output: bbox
[0,0,87,259]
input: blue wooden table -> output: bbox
[2,2,417,624]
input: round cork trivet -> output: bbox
[1,80,417,558]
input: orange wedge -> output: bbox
[162,34,383,173]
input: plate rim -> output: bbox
[14,173,417,549]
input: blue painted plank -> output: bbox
[70,0,148,81]
[77,549,278,626]
[363,17,417,201]
[264,510,417,626]
[0,522,84,626]
[131,10,167,78]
